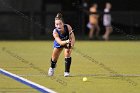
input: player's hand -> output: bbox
[65,39,70,44]
[65,39,72,49]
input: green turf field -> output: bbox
[0,41,140,93]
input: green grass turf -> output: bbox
[0,41,140,93]
[0,74,39,93]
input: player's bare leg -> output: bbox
[89,28,94,40]
[95,25,100,39]
[103,27,112,40]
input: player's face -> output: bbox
[106,3,111,9]
[55,20,64,31]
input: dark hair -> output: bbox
[55,13,64,22]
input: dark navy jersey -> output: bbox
[53,24,69,48]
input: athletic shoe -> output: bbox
[102,35,108,40]
[64,72,70,77]
[48,67,54,76]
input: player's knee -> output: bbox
[66,49,71,54]
[65,52,71,58]
[51,57,58,62]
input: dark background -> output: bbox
[0,0,140,40]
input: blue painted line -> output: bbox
[0,68,56,93]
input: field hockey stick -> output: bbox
[68,30,74,48]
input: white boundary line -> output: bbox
[0,68,57,93]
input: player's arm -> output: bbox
[67,24,75,47]
[53,30,70,46]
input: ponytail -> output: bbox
[55,13,64,22]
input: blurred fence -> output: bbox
[0,11,140,40]
[0,11,79,40]
[0,0,140,40]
